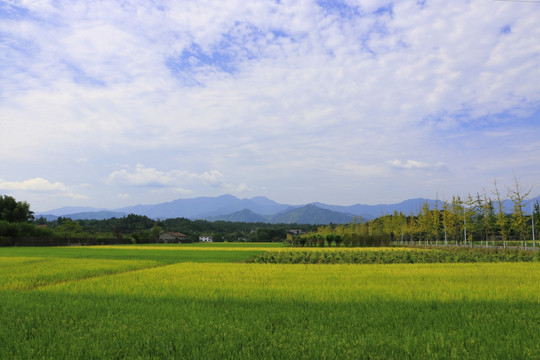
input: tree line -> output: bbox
[0,195,316,243]
[290,180,538,248]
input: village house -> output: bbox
[199,235,213,242]
[159,232,187,243]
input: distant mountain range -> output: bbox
[37,194,540,225]
[206,205,356,224]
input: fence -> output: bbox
[0,236,145,247]
[390,239,539,251]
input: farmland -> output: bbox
[1,244,539,359]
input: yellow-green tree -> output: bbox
[417,201,432,244]
[493,180,509,247]
[464,194,477,245]
[481,191,497,246]
[507,178,533,247]
[449,196,464,244]
[442,200,451,245]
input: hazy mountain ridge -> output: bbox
[207,205,355,224]
[269,205,355,224]
[37,211,128,222]
[116,194,292,219]
[309,198,442,219]
[39,206,110,217]
[206,209,269,223]
[37,195,540,224]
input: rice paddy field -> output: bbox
[1,244,539,359]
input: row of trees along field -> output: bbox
[290,181,539,248]
[33,216,313,243]
[1,195,317,242]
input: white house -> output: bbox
[199,235,213,242]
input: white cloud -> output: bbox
[0,177,68,192]
[0,177,88,204]
[106,164,225,188]
[388,160,445,171]
[107,164,179,187]
[235,182,251,193]
[193,170,225,187]
[221,181,253,195]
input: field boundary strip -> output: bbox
[36,262,184,291]
[87,245,277,252]
[2,259,171,292]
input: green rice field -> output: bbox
[1,243,539,359]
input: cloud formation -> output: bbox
[388,160,445,171]
[0,178,88,201]
[0,0,539,211]
[106,165,225,188]
[0,178,67,192]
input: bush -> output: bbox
[246,247,540,264]
[0,220,54,237]
[0,220,19,237]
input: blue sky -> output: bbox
[1,0,539,212]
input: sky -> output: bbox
[1,0,540,212]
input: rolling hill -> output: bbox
[207,204,355,224]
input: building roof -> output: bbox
[162,232,187,237]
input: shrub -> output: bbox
[246,247,539,264]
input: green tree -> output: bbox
[481,192,497,247]
[442,200,450,245]
[325,233,335,247]
[0,195,34,222]
[493,180,509,247]
[405,211,418,244]
[417,201,432,245]
[56,219,83,237]
[449,196,464,244]
[334,234,343,247]
[151,225,162,241]
[507,178,532,247]
[132,229,152,243]
[390,211,406,244]
[464,194,478,246]
[431,201,441,246]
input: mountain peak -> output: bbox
[207,208,268,223]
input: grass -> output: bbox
[0,245,262,263]
[0,244,539,359]
[146,241,285,248]
[0,257,160,291]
